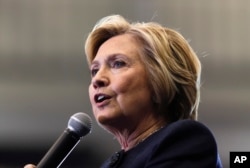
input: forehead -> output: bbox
[93,34,142,61]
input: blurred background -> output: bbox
[0,0,249,167]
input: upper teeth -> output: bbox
[98,95,105,101]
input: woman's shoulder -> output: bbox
[100,119,222,168]
[158,119,217,147]
[163,119,215,136]
[144,119,222,167]
[134,119,219,159]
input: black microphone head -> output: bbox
[67,112,92,138]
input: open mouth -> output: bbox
[94,94,111,103]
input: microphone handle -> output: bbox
[37,128,80,168]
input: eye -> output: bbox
[90,68,99,77]
[112,60,126,68]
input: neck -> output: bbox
[114,120,166,151]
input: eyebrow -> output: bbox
[90,53,127,67]
[90,60,99,68]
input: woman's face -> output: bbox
[89,34,155,129]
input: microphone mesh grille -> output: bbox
[68,112,92,137]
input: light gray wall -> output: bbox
[1,0,250,167]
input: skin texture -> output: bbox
[24,15,207,167]
[89,34,166,151]
[23,33,166,168]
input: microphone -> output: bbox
[37,112,92,168]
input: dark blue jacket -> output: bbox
[101,119,222,168]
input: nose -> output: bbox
[91,70,109,89]
[93,79,107,89]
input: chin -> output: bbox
[97,115,109,124]
[95,112,112,124]
[96,116,115,133]
[96,113,123,130]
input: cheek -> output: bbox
[118,82,128,93]
[114,74,151,100]
[116,79,153,117]
[113,77,133,94]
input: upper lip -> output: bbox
[94,93,112,103]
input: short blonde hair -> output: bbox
[85,15,201,122]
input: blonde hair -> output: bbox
[85,15,201,122]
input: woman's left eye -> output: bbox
[112,61,126,68]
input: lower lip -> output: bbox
[96,99,111,107]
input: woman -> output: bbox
[25,15,222,168]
